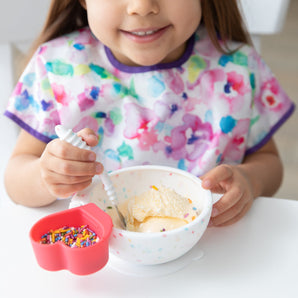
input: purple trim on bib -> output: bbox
[245,103,295,155]
[4,110,54,144]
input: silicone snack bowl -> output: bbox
[29,203,113,275]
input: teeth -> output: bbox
[131,30,157,36]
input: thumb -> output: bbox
[77,128,99,147]
[200,165,233,190]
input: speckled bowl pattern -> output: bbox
[72,165,213,265]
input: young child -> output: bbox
[4,0,295,226]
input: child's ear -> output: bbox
[78,0,86,10]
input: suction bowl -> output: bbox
[73,165,213,265]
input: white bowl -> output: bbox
[72,165,213,265]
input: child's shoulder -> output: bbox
[36,27,104,62]
[193,26,259,67]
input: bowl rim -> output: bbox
[108,165,213,237]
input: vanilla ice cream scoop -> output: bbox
[118,186,198,232]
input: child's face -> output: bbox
[84,0,202,66]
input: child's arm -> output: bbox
[4,129,103,207]
[201,138,283,226]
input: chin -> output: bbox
[129,55,168,67]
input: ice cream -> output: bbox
[116,186,198,232]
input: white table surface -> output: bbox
[1,185,298,298]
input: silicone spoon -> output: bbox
[55,125,127,229]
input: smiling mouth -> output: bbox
[121,26,169,43]
[130,29,160,36]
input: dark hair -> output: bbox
[25,0,251,64]
[201,0,252,52]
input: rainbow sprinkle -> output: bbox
[151,185,159,191]
[40,225,99,248]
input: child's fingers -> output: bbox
[40,135,103,198]
[48,139,97,162]
[41,148,102,176]
[211,186,244,217]
[53,158,103,176]
[201,164,234,189]
[42,170,95,185]
[58,160,103,176]
[210,198,253,227]
[40,166,100,198]
[52,179,94,198]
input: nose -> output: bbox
[127,0,159,16]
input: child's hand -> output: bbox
[200,164,254,227]
[39,128,103,198]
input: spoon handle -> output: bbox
[55,125,90,150]
[55,125,126,228]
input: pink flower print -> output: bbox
[164,114,214,161]
[254,76,285,116]
[182,94,204,112]
[164,70,184,94]
[78,93,95,112]
[78,86,99,112]
[49,110,60,125]
[265,95,276,106]
[220,119,249,162]
[224,72,248,96]
[221,72,249,114]
[43,110,60,134]
[50,36,71,48]
[38,46,47,55]
[260,77,283,111]
[73,115,99,133]
[37,56,48,77]
[153,93,181,121]
[197,38,220,58]
[138,130,158,151]
[221,92,246,115]
[74,28,95,45]
[52,83,71,106]
[104,117,115,136]
[190,69,225,102]
[124,103,158,150]
[12,82,23,97]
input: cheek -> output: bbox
[175,13,202,41]
[183,3,202,27]
[85,3,120,38]
[169,2,202,32]
[87,16,114,43]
